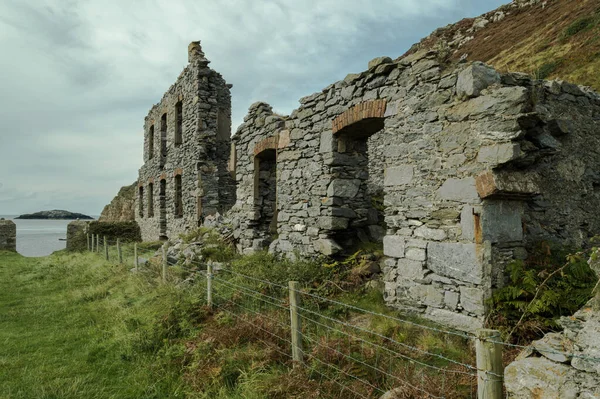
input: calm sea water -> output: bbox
[0,215,97,257]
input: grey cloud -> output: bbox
[0,0,507,214]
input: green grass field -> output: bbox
[0,247,478,399]
[0,250,190,399]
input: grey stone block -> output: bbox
[459,286,486,316]
[314,239,342,256]
[414,226,447,241]
[444,291,459,310]
[477,143,520,164]
[481,200,523,243]
[397,258,426,279]
[438,177,479,203]
[409,284,444,308]
[383,235,405,258]
[384,165,414,186]
[405,247,426,261]
[456,62,500,98]
[326,179,360,198]
[425,308,483,332]
[427,242,483,284]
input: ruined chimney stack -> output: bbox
[188,41,210,66]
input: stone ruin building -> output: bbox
[136,42,235,242]
[136,41,600,331]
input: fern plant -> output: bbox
[488,242,597,342]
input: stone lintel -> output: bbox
[173,168,183,176]
[253,134,279,156]
[476,170,541,199]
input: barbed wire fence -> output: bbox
[84,233,600,399]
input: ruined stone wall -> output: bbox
[136,42,233,241]
[228,51,600,331]
[0,220,16,251]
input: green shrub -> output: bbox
[88,221,141,242]
[563,17,595,38]
[535,61,560,80]
[488,242,597,342]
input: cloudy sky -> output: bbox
[0,0,507,216]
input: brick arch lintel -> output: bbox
[332,99,387,134]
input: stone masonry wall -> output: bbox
[136,42,234,241]
[0,220,16,251]
[228,50,600,331]
[134,41,600,331]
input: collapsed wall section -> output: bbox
[0,220,16,251]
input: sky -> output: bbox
[0,0,508,216]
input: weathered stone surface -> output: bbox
[460,205,476,241]
[437,178,479,203]
[414,226,447,241]
[505,357,579,399]
[532,333,572,363]
[456,62,500,98]
[405,247,426,261]
[476,170,541,199]
[396,258,426,279]
[384,165,414,186]
[459,286,485,315]
[428,242,482,284]
[481,200,523,243]
[314,239,342,256]
[444,291,459,310]
[477,143,520,164]
[326,179,360,198]
[409,285,444,308]
[368,56,392,70]
[426,308,483,332]
[383,235,405,258]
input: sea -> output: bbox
[0,215,98,257]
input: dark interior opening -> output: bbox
[254,149,277,246]
[159,179,167,240]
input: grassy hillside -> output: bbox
[408,0,600,91]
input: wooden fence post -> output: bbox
[104,236,108,260]
[87,233,90,251]
[134,242,138,272]
[162,245,167,282]
[91,234,94,252]
[289,281,303,364]
[207,264,213,308]
[476,329,503,399]
[117,238,122,264]
[96,235,100,254]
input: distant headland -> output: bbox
[15,210,94,220]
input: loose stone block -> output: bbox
[383,235,405,258]
[456,61,500,98]
[444,291,459,310]
[314,239,342,256]
[476,170,541,199]
[384,165,414,186]
[427,242,483,284]
[460,205,476,241]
